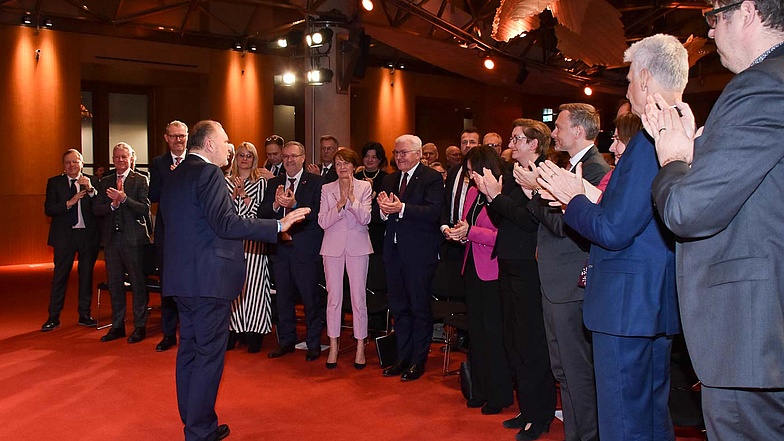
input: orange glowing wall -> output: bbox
[209,51,274,147]
[0,25,81,265]
[361,67,416,150]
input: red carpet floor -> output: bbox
[0,262,705,441]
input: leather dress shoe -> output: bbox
[515,420,551,441]
[214,423,230,440]
[503,413,526,429]
[78,316,97,327]
[466,398,486,408]
[41,318,60,332]
[100,327,126,342]
[156,335,177,352]
[127,327,146,344]
[305,347,321,361]
[268,344,295,358]
[382,360,409,377]
[481,404,503,415]
[401,363,425,381]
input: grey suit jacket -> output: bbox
[528,146,611,303]
[652,45,784,388]
[93,170,151,247]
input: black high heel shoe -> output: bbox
[514,420,551,441]
[354,362,366,370]
[326,361,338,369]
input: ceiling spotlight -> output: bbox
[583,85,593,96]
[277,38,288,48]
[233,41,243,51]
[249,44,257,52]
[283,72,296,85]
[362,0,374,12]
[306,28,333,48]
[399,64,405,69]
[22,13,32,25]
[43,18,53,28]
[307,68,334,85]
[564,56,573,62]
[483,55,495,70]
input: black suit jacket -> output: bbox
[264,162,284,177]
[379,164,444,264]
[259,171,324,262]
[160,155,279,300]
[528,146,610,303]
[93,170,152,247]
[320,164,338,183]
[44,174,101,249]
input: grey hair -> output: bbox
[624,34,689,93]
[283,140,306,156]
[395,134,423,152]
[113,142,134,155]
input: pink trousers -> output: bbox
[323,252,369,339]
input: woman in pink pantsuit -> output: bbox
[318,148,373,369]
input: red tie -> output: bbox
[116,174,123,192]
[399,172,408,195]
[174,156,182,167]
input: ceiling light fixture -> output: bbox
[43,18,53,28]
[583,85,593,96]
[483,55,495,70]
[361,0,374,12]
[306,28,333,48]
[233,42,243,51]
[307,68,334,85]
[22,13,32,25]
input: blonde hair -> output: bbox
[229,141,262,183]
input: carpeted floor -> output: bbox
[0,262,705,441]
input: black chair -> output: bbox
[430,258,467,342]
[441,313,469,376]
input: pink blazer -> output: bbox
[318,178,374,257]
[461,186,498,281]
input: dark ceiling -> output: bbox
[0,0,727,96]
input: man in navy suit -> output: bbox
[646,3,784,439]
[41,149,101,331]
[260,141,325,361]
[161,120,307,441]
[149,120,189,352]
[538,35,687,440]
[378,134,444,381]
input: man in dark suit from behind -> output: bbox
[93,142,152,344]
[161,120,308,441]
[378,134,444,381]
[647,3,784,438]
[260,140,326,361]
[41,149,101,331]
[305,134,339,183]
[149,120,189,352]
[521,103,610,441]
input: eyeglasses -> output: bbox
[486,143,501,148]
[393,149,416,157]
[282,153,304,160]
[509,134,527,144]
[166,134,187,140]
[236,152,254,159]
[704,1,744,28]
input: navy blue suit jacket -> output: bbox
[380,164,444,265]
[160,155,279,300]
[564,132,680,337]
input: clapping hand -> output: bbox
[536,161,584,206]
[280,207,311,232]
[641,93,699,167]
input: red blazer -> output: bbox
[461,186,498,281]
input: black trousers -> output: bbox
[498,259,557,422]
[464,252,513,407]
[49,229,97,319]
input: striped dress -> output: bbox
[225,176,272,334]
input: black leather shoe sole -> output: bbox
[267,345,295,358]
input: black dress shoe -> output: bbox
[100,327,126,342]
[246,332,264,354]
[41,318,60,332]
[78,316,97,327]
[515,420,551,441]
[481,404,503,415]
[215,423,230,440]
[268,344,296,358]
[401,364,425,381]
[382,360,409,377]
[156,335,177,352]
[326,361,338,369]
[503,413,526,429]
[466,398,486,408]
[305,347,321,361]
[127,327,146,344]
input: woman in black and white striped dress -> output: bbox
[226,141,271,353]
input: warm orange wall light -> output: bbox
[373,68,414,149]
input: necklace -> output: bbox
[363,169,380,179]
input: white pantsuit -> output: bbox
[318,178,373,339]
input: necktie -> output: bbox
[399,172,408,195]
[116,174,124,192]
[69,178,79,226]
[321,166,329,177]
[452,171,465,224]
[284,178,296,215]
[174,156,182,167]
